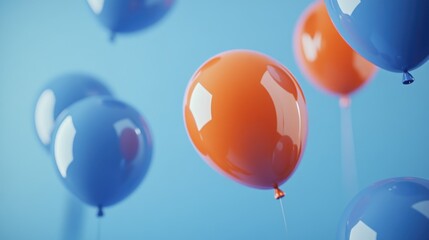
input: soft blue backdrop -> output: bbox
[1,1,428,239]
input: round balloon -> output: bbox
[34,73,112,150]
[339,177,429,240]
[183,50,308,198]
[87,0,175,39]
[51,96,152,213]
[325,0,429,84]
[294,1,376,97]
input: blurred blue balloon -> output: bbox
[34,73,112,150]
[339,177,429,240]
[51,96,153,213]
[325,0,429,84]
[86,0,175,40]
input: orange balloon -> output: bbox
[294,1,377,98]
[183,50,308,198]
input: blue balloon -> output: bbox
[325,0,429,84]
[339,177,429,240]
[34,73,112,150]
[86,0,175,39]
[51,96,153,213]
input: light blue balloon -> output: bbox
[86,0,175,40]
[325,0,429,84]
[339,177,429,240]
[34,73,112,150]
[51,96,153,215]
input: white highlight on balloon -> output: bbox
[35,89,56,145]
[87,0,105,14]
[54,116,76,178]
[301,32,321,62]
[190,83,213,131]
[350,221,377,240]
[337,0,361,16]
[261,68,301,138]
[412,201,429,219]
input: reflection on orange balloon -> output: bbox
[294,1,376,99]
[183,50,308,199]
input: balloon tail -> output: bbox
[97,206,104,218]
[402,71,414,85]
[339,95,351,108]
[340,98,358,199]
[274,186,285,200]
[62,196,85,240]
[279,198,288,237]
[96,216,102,240]
[109,32,116,43]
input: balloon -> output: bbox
[325,0,429,84]
[294,1,376,98]
[183,50,308,199]
[34,73,112,150]
[339,177,429,240]
[51,96,153,214]
[86,0,175,40]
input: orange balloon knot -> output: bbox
[274,187,285,200]
[339,96,351,109]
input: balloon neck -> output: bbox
[109,32,116,43]
[402,71,414,85]
[97,206,104,218]
[274,186,285,200]
[339,96,351,109]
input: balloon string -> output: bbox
[62,196,85,240]
[279,198,288,238]
[97,217,102,240]
[340,97,358,199]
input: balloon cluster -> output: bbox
[31,0,429,237]
[34,73,153,216]
[33,0,174,217]
[182,1,429,239]
[292,1,429,239]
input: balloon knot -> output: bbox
[274,186,285,200]
[402,71,414,85]
[109,32,116,43]
[339,96,351,108]
[97,206,104,218]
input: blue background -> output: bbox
[1,1,428,239]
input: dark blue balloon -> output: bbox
[339,177,429,240]
[87,0,175,39]
[325,0,429,83]
[34,73,112,150]
[51,96,153,210]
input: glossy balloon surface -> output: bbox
[51,97,153,207]
[325,0,429,73]
[339,177,429,240]
[34,73,112,150]
[294,1,376,96]
[87,0,175,35]
[183,50,308,189]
